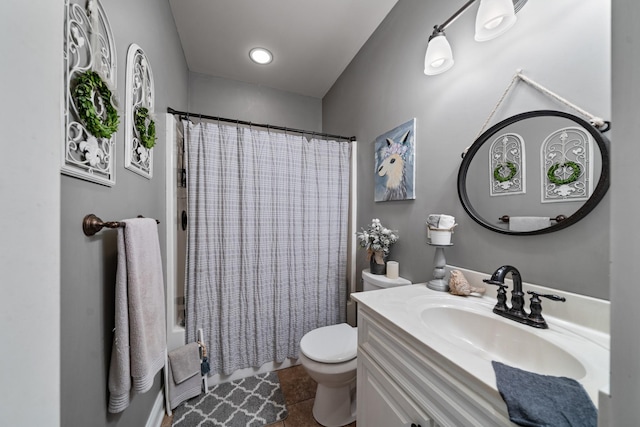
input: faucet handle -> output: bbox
[527,291,566,302]
[483,279,508,312]
[526,291,566,329]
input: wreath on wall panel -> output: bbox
[124,43,156,179]
[63,0,118,186]
[73,70,119,139]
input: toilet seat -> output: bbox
[300,323,357,364]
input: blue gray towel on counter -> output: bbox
[492,361,597,427]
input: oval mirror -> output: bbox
[458,110,610,235]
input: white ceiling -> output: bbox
[169,0,399,98]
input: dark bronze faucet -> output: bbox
[483,265,565,329]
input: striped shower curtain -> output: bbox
[183,120,351,376]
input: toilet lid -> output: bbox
[300,323,357,364]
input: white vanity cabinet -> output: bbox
[356,305,514,427]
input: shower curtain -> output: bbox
[183,120,351,376]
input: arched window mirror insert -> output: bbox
[489,132,526,197]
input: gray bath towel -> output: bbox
[492,361,597,427]
[168,342,201,384]
[108,218,167,413]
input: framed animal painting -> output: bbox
[374,119,416,202]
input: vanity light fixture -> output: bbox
[249,47,273,65]
[424,0,523,76]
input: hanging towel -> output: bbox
[168,342,201,384]
[492,361,597,427]
[509,216,551,232]
[108,218,167,413]
[168,344,202,409]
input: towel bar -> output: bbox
[83,214,160,236]
[499,215,566,223]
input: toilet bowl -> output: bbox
[298,269,411,426]
[300,323,358,427]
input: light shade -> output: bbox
[424,34,454,75]
[249,47,273,65]
[474,0,517,42]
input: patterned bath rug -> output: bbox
[171,371,288,427]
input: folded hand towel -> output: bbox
[427,214,456,230]
[168,355,202,410]
[509,216,551,232]
[168,343,201,384]
[108,218,167,413]
[492,361,597,427]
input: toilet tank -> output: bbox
[362,269,411,291]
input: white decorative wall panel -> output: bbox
[62,0,117,186]
[124,44,155,179]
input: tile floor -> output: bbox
[161,364,356,427]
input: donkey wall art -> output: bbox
[374,119,416,201]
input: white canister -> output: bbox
[386,261,399,279]
[429,229,452,245]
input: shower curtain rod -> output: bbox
[167,107,356,142]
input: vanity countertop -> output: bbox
[351,269,610,407]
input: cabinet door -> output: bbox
[358,352,432,427]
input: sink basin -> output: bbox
[421,305,586,379]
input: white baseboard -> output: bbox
[146,390,166,427]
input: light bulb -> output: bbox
[431,58,446,68]
[484,16,504,30]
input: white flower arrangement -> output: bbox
[356,218,399,262]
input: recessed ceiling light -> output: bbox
[249,47,273,65]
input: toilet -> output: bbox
[299,269,411,426]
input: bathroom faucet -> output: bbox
[483,265,565,329]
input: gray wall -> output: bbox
[59,0,189,426]
[611,0,640,422]
[188,71,322,131]
[1,1,62,425]
[323,0,611,299]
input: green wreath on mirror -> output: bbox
[547,161,581,185]
[72,70,120,139]
[134,107,156,149]
[493,162,517,183]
